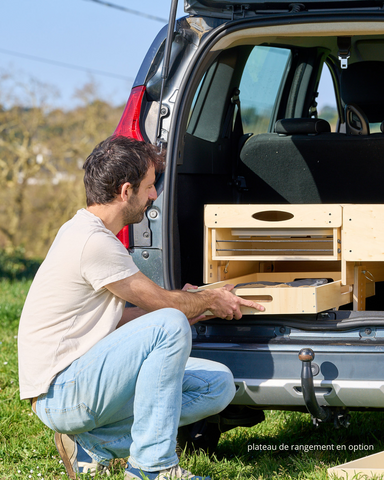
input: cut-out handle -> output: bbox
[244,295,273,303]
[253,210,294,222]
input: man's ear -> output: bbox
[120,182,133,202]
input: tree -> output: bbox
[0,72,124,258]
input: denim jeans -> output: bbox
[34,308,236,472]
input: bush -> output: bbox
[0,248,41,281]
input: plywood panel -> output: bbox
[343,205,384,261]
[205,204,342,228]
[328,450,384,479]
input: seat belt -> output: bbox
[337,37,351,70]
[222,88,251,197]
[222,88,241,139]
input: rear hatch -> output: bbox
[163,5,384,327]
[185,0,384,17]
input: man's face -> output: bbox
[123,166,157,225]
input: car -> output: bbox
[114,0,384,452]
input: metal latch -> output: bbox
[337,37,351,70]
[131,215,152,248]
[226,4,250,20]
[231,88,240,106]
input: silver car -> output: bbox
[114,0,384,452]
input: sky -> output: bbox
[0,0,334,111]
[0,0,185,109]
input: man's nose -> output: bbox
[149,186,157,201]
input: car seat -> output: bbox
[341,61,384,135]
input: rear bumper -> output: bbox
[233,378,384,408]
[191,335,384,410]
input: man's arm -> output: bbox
[106,271,264,320]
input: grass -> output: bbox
[1,279,384,479]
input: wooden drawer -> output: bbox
[196,273,352,315]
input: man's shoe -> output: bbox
[54,432,110,478]
[124,461,210,480]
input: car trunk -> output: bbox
[164,14,384,325]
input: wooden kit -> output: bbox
[200,204,384,315]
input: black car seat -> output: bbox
[239,116,384,204]
[238,60,384,204]
[341,61,384,135]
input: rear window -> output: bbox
[187,45,291,142]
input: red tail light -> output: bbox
[114,85,146,141]
[116,226,130,248]
[114,85,146,246]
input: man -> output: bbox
[18,135,264,480]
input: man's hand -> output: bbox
[205,284,265,320]
[182,283,264,324]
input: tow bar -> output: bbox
[298,348,350,428]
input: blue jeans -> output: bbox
[34,308,236,472]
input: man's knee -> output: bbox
[213,364,236,411]
[148,308,191,344]
[185,358,236,414]
[162,308,190,329]
[207,362,236,413]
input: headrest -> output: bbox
[341,61,384,123]
[275,118,331,135]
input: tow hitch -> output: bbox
[299,348,351,428]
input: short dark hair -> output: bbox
[83,136,165,206]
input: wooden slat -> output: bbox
[205,204,342,228]
[353,265,367,311]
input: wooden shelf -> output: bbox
[203,204,384,314]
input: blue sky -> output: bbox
[0,0,185,108]
[0,0,334,111]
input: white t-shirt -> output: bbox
[18,209,139,400]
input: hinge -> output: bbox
[157,104,170,143]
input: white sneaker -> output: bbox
[125,461,210,479]
[54,432,110,478]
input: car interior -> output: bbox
[174,25,384,315]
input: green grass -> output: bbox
[1,279,384,479]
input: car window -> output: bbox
[317,64,338,131]
[186,55,237,142]
[239,46,291,134]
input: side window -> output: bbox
[186,52,241,143]
[239,46,291,134]
[317,64,339,131]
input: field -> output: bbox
[1,279,384,480]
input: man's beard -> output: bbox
[123,195,153,225]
